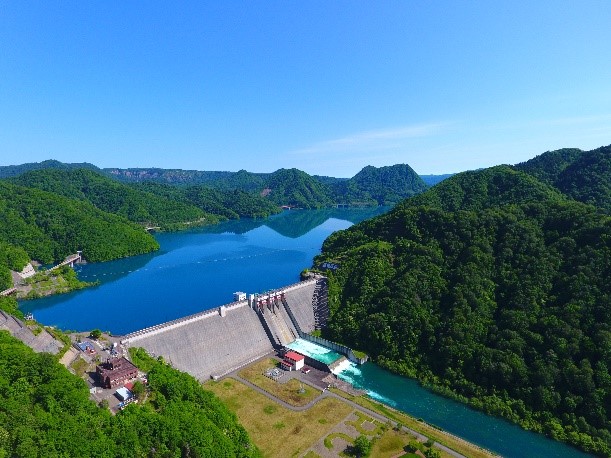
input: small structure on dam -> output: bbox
[121,276,333,380]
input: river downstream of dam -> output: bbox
[21,209,590,458]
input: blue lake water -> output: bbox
[21,208,591,457]
[21,208,385,335]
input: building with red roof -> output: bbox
[281,351,305,371]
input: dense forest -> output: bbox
[9,169,212,230]
[2,159,432,209]
[0,181,158,264]
[133,182,281,219]
[515,144,611,213]
[0,159,100,179]
[0,242,29,291]
[103,163,430,207]
[317,166,611,456]
[262,168,334,208]
[332,164,428,205]
[0,332,260,457]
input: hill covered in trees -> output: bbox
[515,144,611,213]
[317,166,611,456]
[262,168,334,208]
[133,182,281,219]
[0,241,30,291]
[2,159,433,209]
[0,331,260,457]
[9,169,213,230]
[395,165,567,212]
[0,159,100,179]
[0,181,158,264]
[332,164,428,205]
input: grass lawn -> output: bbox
[239,358,321,407]
[329,388,496,458]
[207,378,353,458]
[370,428,415,458]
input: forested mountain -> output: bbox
[0,332,260,457]
[107,164,429,207]
[317,166,611,456]
[0,159,100,179]
[395,165,567,212]
[515,144,611,212]
[106,166,268,190]
[3,160,435,209]
[133,182,281,219]
[9,169,212,229]
[332,164,429,205]
[0,181,158,264]
[263,168,334,208]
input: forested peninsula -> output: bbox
[316,159,611,456]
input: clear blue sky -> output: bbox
[1,1,610,176]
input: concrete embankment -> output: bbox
[122,301,274,380]
[0,310,63,354]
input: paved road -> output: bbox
[228,373,467,458]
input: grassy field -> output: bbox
[207,378,353,458]
[239,358,321,407]
[370,428,415,458]
[329,388,497,458]
[206,376,460,458]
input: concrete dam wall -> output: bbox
[121,277,329,380]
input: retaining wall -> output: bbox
[301,333,368,364]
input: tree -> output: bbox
[89,329,102,340]
[424,447,442,458]
[352,435,372,457]
[131,380,145,400]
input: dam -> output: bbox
[120,276,341,380]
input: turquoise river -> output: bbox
[21,209,591,458]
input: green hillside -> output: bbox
[0,181,159,263]
[105,164,429,207]
[335,164,428,205]
[9,169,212,229]
[0,159,100,179]
[317,167,611,456]
[0,241,29,291]
[395,165,566,213]
[515,144,611,212]
[0,332,260,457]
[263,168,334,208]
[132,182,281,219]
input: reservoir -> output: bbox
[21,208,386,335]
[21,209,591,457]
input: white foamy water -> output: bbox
[286,338,343,364]
[331,358,352,374]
